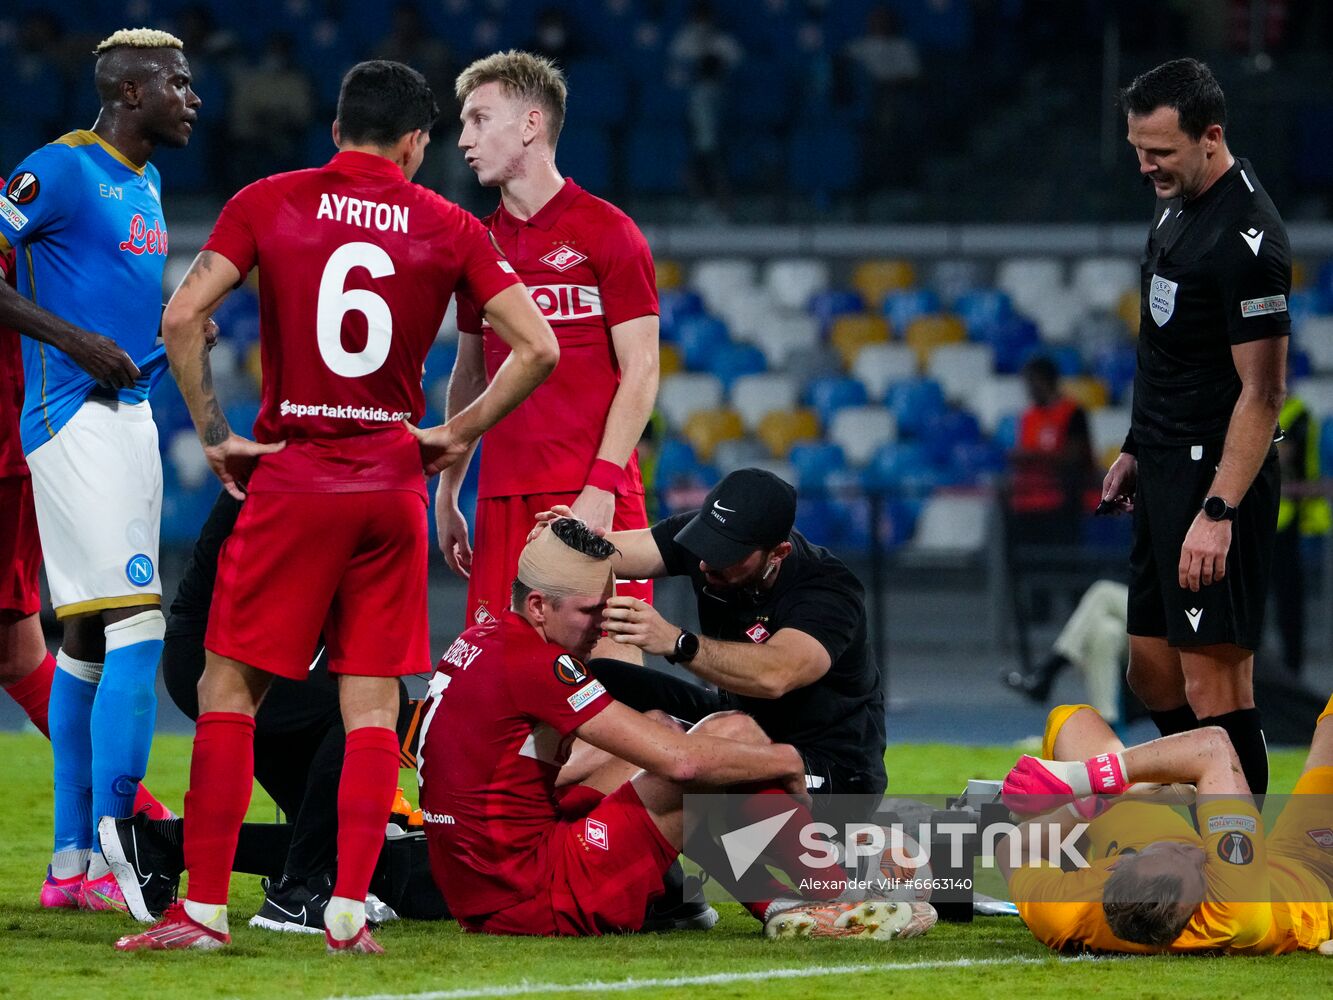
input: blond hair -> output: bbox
[94,28,183,55]
[456,50,567,146]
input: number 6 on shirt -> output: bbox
[316,241,394,378]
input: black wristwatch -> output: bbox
[1202,495,1237,522]
[666,629,699,665]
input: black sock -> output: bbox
[1200,708,1268,796]
[147,816,184,848]
[1150,704,1199,737]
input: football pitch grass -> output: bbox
[1,734,1326,1000]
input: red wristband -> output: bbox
[587,459,626,495]
[1084,752,1128,796]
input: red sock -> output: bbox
[183,712,256,905]
[132,783,173,820]
[332,726,399,904]
[737,786,842,903]
[3,651,54,737]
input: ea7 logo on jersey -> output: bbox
[1149,274,1178,327]
[6,172,39,205]
[540,244,587,272]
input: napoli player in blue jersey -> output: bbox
[0,28,199,911]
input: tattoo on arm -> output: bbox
[201,402,229,447]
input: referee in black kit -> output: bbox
[1102,58,1291,795]
[549,467,886,807]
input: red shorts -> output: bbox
[465,781,677,936]
[0,475,42,617]
[466,491,653,626]
[206,490,430,681]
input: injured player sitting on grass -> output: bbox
[998,698,1333,955]
[416,516,938,939]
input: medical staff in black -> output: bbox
[1102,58,1291,795]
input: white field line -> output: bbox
[327,955,1110,1000]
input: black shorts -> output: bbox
[1127,441,1279,649]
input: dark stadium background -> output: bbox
[2,0,1331,744]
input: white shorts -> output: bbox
[25,397,163,618]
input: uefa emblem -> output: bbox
[1149,273,1178,327]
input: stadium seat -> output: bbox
[1023,344,1084,377]
[1293,377,1333,420]
[949,440,1009,483]
[1071,257,1139,312]
[861,441,937,494]
[714,287,779,342]
[627,123,688,194]
[852,343,919,400]
[904,493,991,558]
[659,343,682,377]
[658,289,705,340]
[1322,417,1333,477]
[793,498,842,548]
[807,289,866,331]
[787,125,860,199]
[1088,407,1132,459]
[656,259,683,291]
[692,258,759,313]
[1298,317,1333,372]
[1116,288,1141,334]
[713,436,771,474]
[167,429,211,490]
[657,373,725,428]
[1090,343,1138,402]
[885,378,947,438]
[830,314,891,368]
[992,413,1019,450]
[731,372,800,431]
[788,442,848,491]
[1060,375,1110,411]
[828,406,896,466]
[953,289,1014,338]
[980,316,1043,374]
[971,375,1028,434]
[707,342,767,389]
[920,408,983,468]
[1023,288,1087,344]
[563,60,629,125]
[757,314,822,367]
[926,342,995,403]
[726,59,791,129]
[676,314,731,370]
[756,408,821,459]
[929,259,985,305]
[556,124,613,194]
[682,408,744,462]
[995,257,1065,314]
[904,315,967,368]
[851,260,916,307]
[883,288,943,333]
[763,258,831,311]
[806,376,868,426]
[655,437,708,486]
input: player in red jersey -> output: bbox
[418,517,936,940]
[115,61,558,955]
[437,50,660,654]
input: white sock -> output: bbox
[762,898,804,922]
[51,848,89,880]
[324,895,366,941]
[183,898,229,933]
[86,853,111,880]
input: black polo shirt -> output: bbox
[1131,157,1291,449]
[651,514,886,796]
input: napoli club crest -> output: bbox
[1149,274,1178,327]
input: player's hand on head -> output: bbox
[67,331,140,390]
[405,421,470,477]
[204,433,286,501]
[1179,510,1231,592]
[526,504,577,542]
[570,485,616,536]
[435,501,473,578]
[601,596,677,656]
[1101,453,1138,514]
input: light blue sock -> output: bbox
[90,611,164,854]
[50,651,100,870]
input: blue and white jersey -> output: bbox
[0,130,169,455]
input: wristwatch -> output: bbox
[666,629,700,665]
[1202,495,1237,522]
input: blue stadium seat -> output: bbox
[1316,261,1333,300]
[920,409,982,466]
[1289,349,1312,382]
[423,342,458,388]
[807,290,866,331]
[564,60,629,126]
[1290,290,1333,326]
[1020,343,1083,377]
[861,441,934,492]
[656,437,707,486]
[150,381,194,436]
[658,290,705,341]
[979,316,1043,374]
[160,483,220,546]
[1090,344,1137,402]
[806,376,867,425]
[557,124,613,195]
[676,314,730,371]
[224,399,261,436]
[627,124,688,194]
[885,378,946,438]
[953,289,1013,338]
[992,412,1019,451]
[949,440,1008,484]
[882,288,942,333]
[707,342,767,389]
[794,497,842,549]
[788,442,847,492]
[167,127,212,194]
[787,125,859,200]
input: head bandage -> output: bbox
[517,522,614,599]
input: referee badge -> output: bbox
[1149,274,1178,327]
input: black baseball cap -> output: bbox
[674,468,798,567]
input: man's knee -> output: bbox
[690,710,769,744]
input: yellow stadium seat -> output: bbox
[245,342,263,389]
[1100,444,1123,469]
[659,343,682,377]
[830,314,891,369]
[656,258,683,291]
[850,259,916,307]
[1060,375,1110,411]
[1117,289,1140,335]
[756,408,821,459]
[904,315,966,368]
[1291,258,1306,291]
[682,408,744,461]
